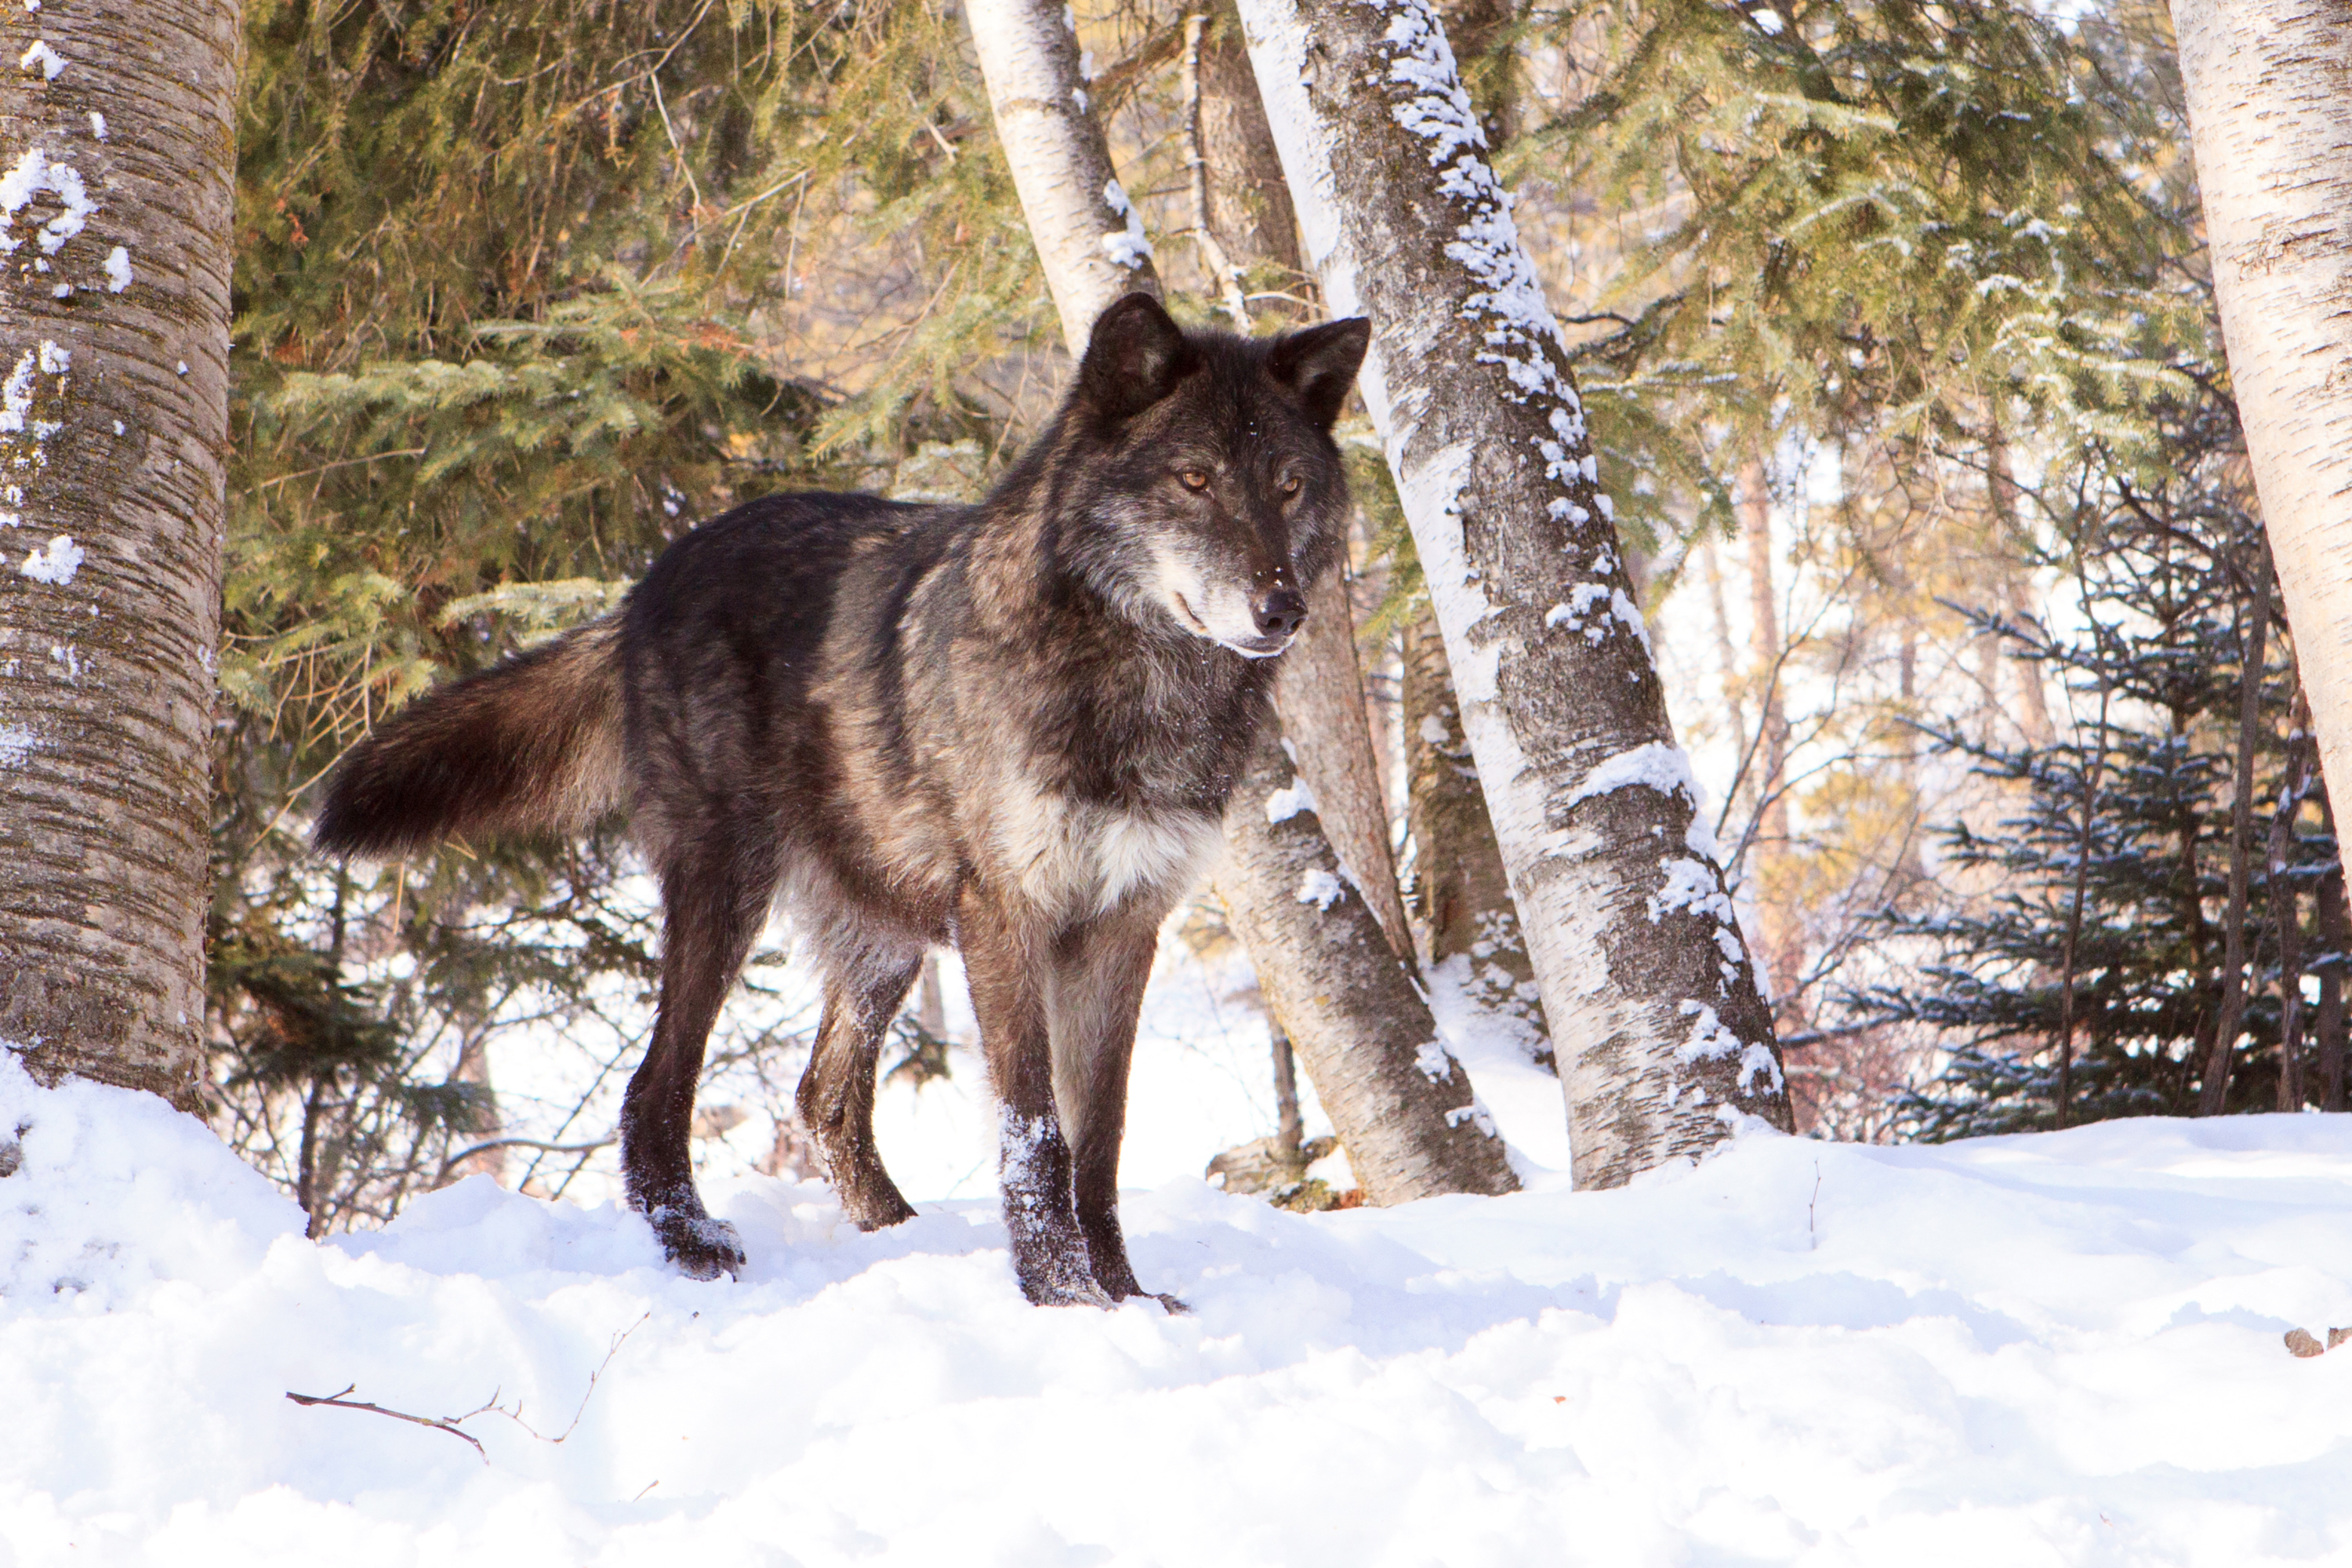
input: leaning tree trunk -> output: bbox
[1240,0,1794,1185]
[964,0,1510,1196]
[2171,2,2352,890]
[0,0,238,1111]
[1221,732,1514,1199]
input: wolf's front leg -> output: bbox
[622,845,779,1279]
[1047,908,1170,1305]
[961,887,1112,1307]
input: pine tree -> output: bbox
[1856,395,2333,1135]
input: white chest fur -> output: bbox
[990,778,1225,919]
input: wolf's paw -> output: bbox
[1014,1240,1117,1308]
[652,1208,746,1280]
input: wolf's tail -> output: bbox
[314,619,627,859]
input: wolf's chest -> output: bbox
[987,779,1224,918]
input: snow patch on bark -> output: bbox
[0,724,34,765]
[1100,180,1152,270]
[102,245,129,292]
[1264,774,1318,823]
[1678,1001,1782,1094]
[17,40,63,80]
[0,148,95,256]
[1294,867,1345,910]
[20,534,82,585]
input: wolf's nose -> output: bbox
[1252,589,1308,640]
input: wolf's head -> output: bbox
[1044,294,1371,660]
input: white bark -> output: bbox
[964,0,1160,346]
[1238,0,1793,1185]
[0,0,236,1109]
[2170,1,2352,884]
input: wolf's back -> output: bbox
[314,619,627,858]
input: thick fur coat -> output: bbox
[317,295,1370,1304]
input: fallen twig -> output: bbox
[286,1309,653,1461]
[282,1384,492,1462]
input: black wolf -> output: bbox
[316,295,1370,1305]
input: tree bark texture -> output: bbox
[970,0,1500,1194]
[964,0,1161,347]
[1239,0,1794,1185]
[0,0,236,1111]
[1402,608,1551,1069]
[2170,0,2352,887]
[1194,4,1301,294]
[1221,730,1515,1200]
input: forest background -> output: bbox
[211,0,2322,1232]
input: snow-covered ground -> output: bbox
[9,1045,2352,1566]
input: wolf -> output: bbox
[314,295,1370,1306]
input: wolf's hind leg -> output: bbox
[796,953,922,1229]
[960,887,1112,1307]
[622,840,781,1279]
[1047,910,1165,1305]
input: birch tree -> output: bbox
[2169,2,2352,882]
[0,0,238,1110]
[1239,0,1794,1184]
[965,0,1512,1197]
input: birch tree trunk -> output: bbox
[967,0,1511,1196]
[2170,1,2352,887]
[0,0,237,1112]
[1240,0,1794,1185]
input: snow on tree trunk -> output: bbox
[964,0,1160,347]
[2171,1,2352,890]
[1238,0,1794,1184]
[968,0,1509,1194]
[1221,730,1515,1200]
[0,0,236,1112]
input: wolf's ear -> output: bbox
[1080,293,1198,419]
[1269,317,1371,428]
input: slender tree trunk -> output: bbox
[967,0,1505,1194]
[1194,4,1299,294]
[1739,452,1804,1025]
[2170,2,2352,889]
[1240,0,1794,1185]
[2200,553,2272,1114]
[2269,695,2318,1109]
[1221,731,1514,1200]
[2317,853,2348,1112]
[0,0,238,1111]
[447,1032,506,1183]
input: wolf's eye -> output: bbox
[1179,470,1210,492]
[1279,474,1303,495]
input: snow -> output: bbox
[17,39,63,80]
[0,147,94,256]
[10,1048,2352,1562]
[19,533,81,585]
[0,724,33,765]
[1294,866,1344,910]
[1098,179,1152,271]
[87,111,103,140]
[1261,773,1316,823]
[102,245,129,292]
